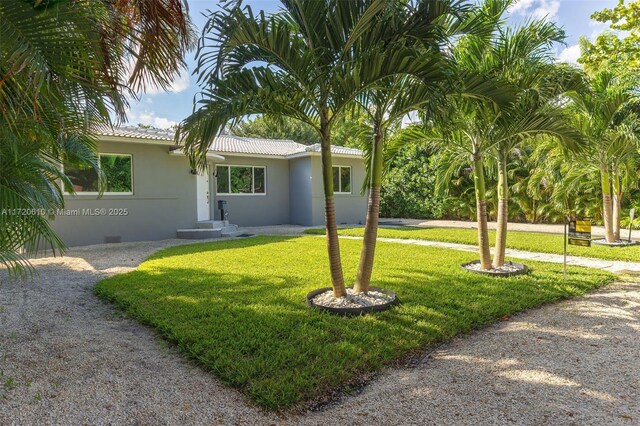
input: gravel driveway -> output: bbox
[1,239,638,425]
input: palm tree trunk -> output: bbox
[612,171,622,241]
[320,113,346,297]
[354,127,384,294]
[473,153,492,269]
[493,152,508,268]
[601,167,615,243]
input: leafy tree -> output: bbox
[0,0,194,274]
[231,116,319,145]
[380,145,445,219]
[580,0,640,79]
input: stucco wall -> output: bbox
[211,155,290,226]
[309,155,368,226]
[51,140,197,246]
[288,157,313,225]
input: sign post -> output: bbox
[629,208,635,243]
[563,216,568,280]
[565,217,592,279]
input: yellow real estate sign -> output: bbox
[568,219,591,247]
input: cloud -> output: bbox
[126,108,177,129]
[557,44,582,64]
[508,0,560,19]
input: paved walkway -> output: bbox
[380,218,640,241]
[243,225,640,274]
[340,236,640,275]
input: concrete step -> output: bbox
[221,224,238,233]
[197,220,228,229]
[176,228,222,239]
[221,230,243,237]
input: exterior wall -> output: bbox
[211,155,290,226]
[51,140,197,246]
[288,157,313,225]
[51,137,368,246]
[309,155,368,226]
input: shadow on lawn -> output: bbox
[94,235,614,409]
[303,283,639,423]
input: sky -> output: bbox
[125,0,620,129]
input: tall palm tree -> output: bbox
[178,0,457,297]
[352,0,514,292]
[401,20,580,271]
[568,71,640,243]
[450,17,583,268]
[0,0,194,274]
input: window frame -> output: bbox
[332,165,352,195]
[64,153,134,196]
[216,165,267,196]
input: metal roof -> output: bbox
[96,125,363,158]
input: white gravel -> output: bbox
[1,238,638,425]
[465,261,524,274]
[592,238,639,247]
[312,288,394,308]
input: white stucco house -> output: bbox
[52,126,368,246]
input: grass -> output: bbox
[95,236,614,409]
[305,226,640,262]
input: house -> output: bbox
[52,126,368,246]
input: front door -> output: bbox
[196,164,210,221]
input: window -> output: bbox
[216,165,266,195]
[64,154,133,194]
[333,166,351,194]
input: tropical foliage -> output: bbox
[179,0,501,293]
[184,0,640,277]
[0,0,194,275]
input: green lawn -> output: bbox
[95,236,614,409]
[305,226,640,262]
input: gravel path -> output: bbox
[1,238,638,425]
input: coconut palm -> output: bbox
[0,0,194,274]
[178,0,468,296]
[567,71,640,243]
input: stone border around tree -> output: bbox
[306,286,398,316]
[592,239,639,247]
[460,260,529,277]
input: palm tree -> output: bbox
[0,0,194,274]
[528,136,603,223]
[178,0,458,297]
[568,71,640,243]
[413,99,499,269]
[354,77,442,293]
[352,0,514,292]
[400,18,580,271]
[451,18,583,268]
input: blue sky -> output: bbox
[125,0,619,129]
